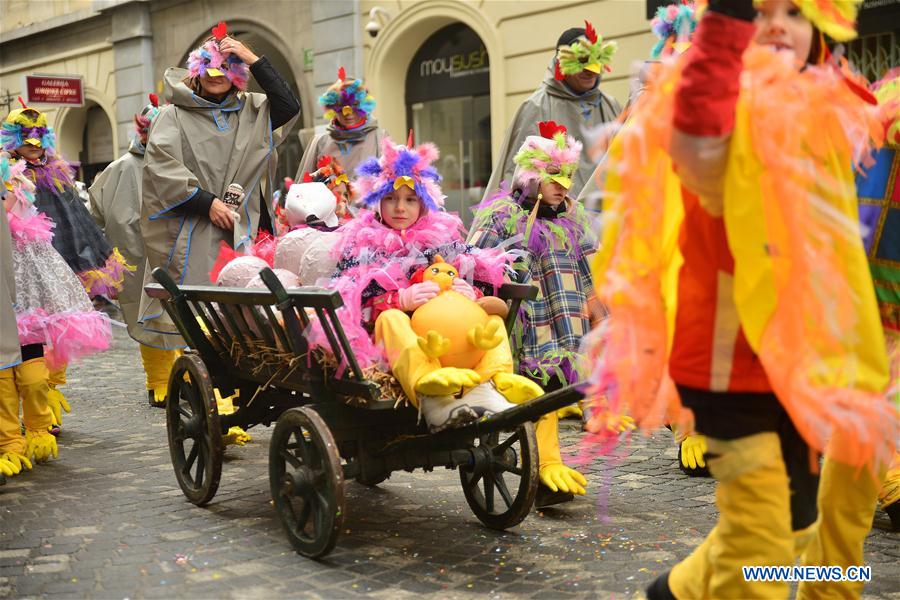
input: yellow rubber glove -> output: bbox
[0,451,32,474]
[46,387,71,424]
[536,410,587,495]
[0,456,19,476]
[492,372,543,405]
[586,411,637,434]
[540,463,588,496]
[415,367,481,396]
[417,331,450,360]
[223,426,252,447]
[25,430,58,463]
[681,433,707,470]
[467,320,503,351]
[557,404,583,420]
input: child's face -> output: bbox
[380,185,422,230]
[15,144,44,161]
[753,0,813,65]
[538,180,567,206]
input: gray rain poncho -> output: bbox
[138,67,298,347]
[483,59,621,201]
[90,138,167,347]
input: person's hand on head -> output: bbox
[219,37,259,65]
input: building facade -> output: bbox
[2,0,897,198]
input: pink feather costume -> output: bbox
[3,155,111,368]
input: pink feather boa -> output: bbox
[17,308,112,369]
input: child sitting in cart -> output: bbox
[324,135,588,504]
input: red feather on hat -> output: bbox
[338,66,346,82]
[148,93,159,107]
[554,61,565,81]
[538,121,567,139]
[212,21,228,41]
[584,20,598,44]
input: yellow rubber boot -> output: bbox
[375,310,442,407]
[798,439,886,600]
[140,345,180,406]
[17,358,57,463]
[877,451,900,513]
[536,410,587,497]
[670,432,794,599]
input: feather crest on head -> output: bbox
[318,66,376,122]
[1,98,56,154]
[134,93,163,136]
[186,22,249,90]
[556,20,617,79]
[650,2,698,59]
[512,121,582,190]
[354,136,444,210]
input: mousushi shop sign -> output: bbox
[24,75,84,107]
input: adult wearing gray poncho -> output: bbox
[139,28,300,352]
[91,94,183,407]
[483,23,622,202]
[294,68,384,186]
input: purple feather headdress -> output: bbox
[354,136,444,211]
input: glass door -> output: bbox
[410,94,491,227]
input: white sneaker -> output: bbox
[419,383,515,433]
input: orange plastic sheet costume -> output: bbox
[588,46,898,470]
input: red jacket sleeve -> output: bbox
[673,11,756,137]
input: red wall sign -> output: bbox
[24,75,84,107]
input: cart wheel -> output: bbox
[269,407,345,558]
[166,353,223,506]
[460,422,538,530]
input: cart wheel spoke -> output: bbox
[296,499,312,532]
[493,430,519,457]
[483,476,495,513]
[183,441,200,473]
[280,449,301,469]
[494,472,514,509]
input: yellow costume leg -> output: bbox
[140,345,180,405]
[797,439,885,600]
[214,388,252,447]
[46,364,69,426]
[668,525,717,598]
[375,309,441,407]
[17,358,57,463]
[0,367,26,457]
[669,433,794,599]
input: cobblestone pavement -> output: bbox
[1,329,898,599]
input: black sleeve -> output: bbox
[707,0,756,21]
[250,56,301,130]
[174,188,216,217]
